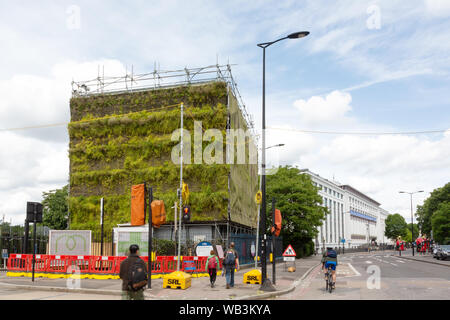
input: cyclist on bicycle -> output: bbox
[321,247,338,288]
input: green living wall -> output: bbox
[68,81,257,232]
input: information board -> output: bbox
[49,230,91,255]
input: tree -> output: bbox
[416,182,450,237]
[265,166,327,256]
[384,213,407,240]
[407,223,419,240]
[42,185,69,230]
[431,202,450,244]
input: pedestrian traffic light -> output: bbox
[182,205,191,222]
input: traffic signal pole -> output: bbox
[177,103,184,271]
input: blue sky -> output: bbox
[0,0,449,225]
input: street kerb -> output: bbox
[236,260,321,300]
[396,255,450,268]
[0,281,122,296]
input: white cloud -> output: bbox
[293,90,354,127]
[270,89,450,220]
[0,59,127,224]
[425,0,450,17]
[0,59,127,142]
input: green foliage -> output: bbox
[265,166,327,257]
[68,82,258,232]
[42,185,69,230]
[406,223,419,240]
[431,202,450,244]
[416,182,450,237]
[384,213,408,240]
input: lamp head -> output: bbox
[287,31,310,39]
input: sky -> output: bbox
[0,0,449,225]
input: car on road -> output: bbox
[432,244,440,259]
[436,245,450,260]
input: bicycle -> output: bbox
[325,265,334,293]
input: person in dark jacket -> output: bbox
[119,244,147,300]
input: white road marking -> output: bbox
[348,263,361,276]
[365,261,372,264]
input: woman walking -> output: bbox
[205,250,220,288]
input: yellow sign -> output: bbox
[243,269,262,285]
[182,182,189,203]
[163,271,192,290]
[255,190,262,204]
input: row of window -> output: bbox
[312,182,344,200]
[318,197,345,244]
[349,196,376,213]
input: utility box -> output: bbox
[163,271,192,290]
[243,269,262,285]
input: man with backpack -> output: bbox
[222,242,240,289]
[119,244,148,300]
[205,249,220,288]
[321,247,338,289]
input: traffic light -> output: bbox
[182,205,191,222]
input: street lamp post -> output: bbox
[255,144,285,269]
[257,31,309,291]
[399,190,424,257]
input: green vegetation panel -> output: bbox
[68,82,258,232]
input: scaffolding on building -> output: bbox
[71,64,257,141]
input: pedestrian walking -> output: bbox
[223,242,239,289]
[205,250,220,288]
[119,244,148,300]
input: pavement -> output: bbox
[0,255,322,300]
[394,251,450,267]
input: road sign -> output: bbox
[341,238,346,243]
[282,244,296,257]
[283,256,295,262]
[1,249,7,259]
[255,190,262,204]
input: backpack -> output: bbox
[208,256,218,269]
[327,250,337,258]
[223,250,236,267]
[128,259,147,291]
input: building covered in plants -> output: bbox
[68,65,259,251]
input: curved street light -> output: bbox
[257,31,309,291]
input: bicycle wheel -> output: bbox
[325,274,329,292]
[328,269,333,293]
[328,276,333,293]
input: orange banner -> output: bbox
[151,200,166,228]
[271,209,282,237]
[131,184,146,226]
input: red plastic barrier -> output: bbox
[7,254,221,276]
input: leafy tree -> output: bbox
[416,182,450,236]
[265,166,327,255]
[431,202,450,244]
[384,213,407,240]
[42,185,69,230]
[406,223,419,240]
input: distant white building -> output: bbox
[301,169,392,252]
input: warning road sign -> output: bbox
[282,245,296,257]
